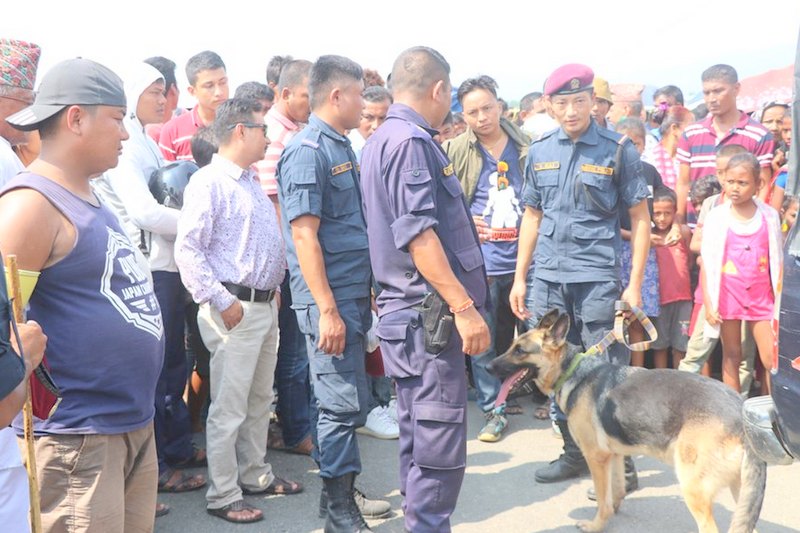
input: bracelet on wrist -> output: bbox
[449,298,474,314]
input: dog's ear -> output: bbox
[536,309,560,330]
[547,313,570,346]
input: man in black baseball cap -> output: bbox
[0,57,167,531]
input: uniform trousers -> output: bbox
[378,306,468,533]
[295,297,371,478]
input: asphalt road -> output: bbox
[156,395,800,533]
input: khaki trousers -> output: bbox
[198,299,279,509]
[22,423,157,533]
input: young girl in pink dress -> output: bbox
[701,152,783,394]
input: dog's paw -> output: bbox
[576,519,606,532]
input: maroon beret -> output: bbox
[543,64,594,97]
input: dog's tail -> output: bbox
[728,444,767,533]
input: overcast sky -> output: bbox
[2,1,798,107]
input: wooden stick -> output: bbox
[5,255,42,533]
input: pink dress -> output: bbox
[718,212,774,321]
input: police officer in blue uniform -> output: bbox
[509,64,651,487]
[276,55,387,533]
[360,47,491,533]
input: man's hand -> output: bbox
[454,306,490,356]
[318,308,346,356]
[472,216,490,244]
[650,233,665,247]
[12,320,46,371]
[221,300,244,330]
[620,286,642,313]
[509,278,531,321]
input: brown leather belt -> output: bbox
[223,282,276,303]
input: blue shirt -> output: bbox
[277,114,371,306]
[470,142,523,275]
[360,104,488,316]
[522,120,649,283]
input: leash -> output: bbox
[494,301,658,408]
[551,301,658,394]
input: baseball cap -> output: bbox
[6,57,126,131]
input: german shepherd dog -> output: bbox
[488,309,766,533]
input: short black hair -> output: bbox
[390,46,450,99]
[716,143,748,158]
[186,51,226,86]
[308,55,363,110]
[277,59,312,92]
[653,186,677,205]
[363,85,392,104]
[234,81,275,104]
[519,92,542,112]
[144,56,177,92]
[191,126,218,168]
[266,55,293,87]
[457,75,498,104]
[653,85,684,106]
[212,98,262,145]
[724,152,760,181]
[690,175,722,206]
[701,64,738,84]
[616,117,646,139]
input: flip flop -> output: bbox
[533,405,550,420]
[207,500,263,524]
[158,468,207,493]
[155,503,170,518]
[242,476,303,495]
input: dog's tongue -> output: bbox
[494,369,527,409]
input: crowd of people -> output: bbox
[0,36,793,533]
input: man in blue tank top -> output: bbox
[0,58,165,533]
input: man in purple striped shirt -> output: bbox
[672,64,774,238]
[175,98,302,525]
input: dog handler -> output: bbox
[509,64,651,486]
[360,46,490,533]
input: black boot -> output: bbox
[319,484,391,518]
[587,455,639,501]
[323,473,372,533]
[534,420,589,483]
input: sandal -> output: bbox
[505,401,524,416]
[173,446,207,468]
[533,405,551,420]
[155,502,170,518]
[242,475,303,495]
[207,500,263,524]
[158,468,207,493]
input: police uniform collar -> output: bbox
[386,103,439,137]
[308,113,349,144]
[557,119,599,146]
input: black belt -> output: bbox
[223,282,276,303]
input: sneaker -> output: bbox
[386,399,398,424]
[477,408,508,442]
[356,406,399,439]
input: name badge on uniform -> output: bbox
[442,163,454,176]
[580,164,614,176]
[533,161,560,171]
[331,162,353,176]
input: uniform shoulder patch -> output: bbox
[301,139,320,149]
[442,163,454,176]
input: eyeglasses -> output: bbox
[228,122,267,136]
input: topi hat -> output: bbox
[0,38,41,90]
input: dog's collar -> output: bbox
[552,350,591,394]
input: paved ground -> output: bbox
[156,395,800,533]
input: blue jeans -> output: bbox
[275,271,312,448]
[470,273,517,413]
[152,271,193,474]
